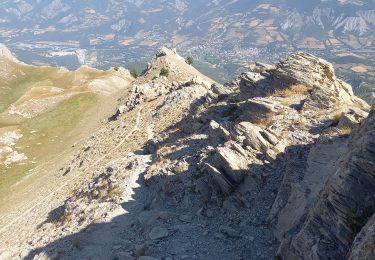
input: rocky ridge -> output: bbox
[0,48,373,260]
[278,109,375,259]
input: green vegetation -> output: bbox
[0,68,50,113]
[160,67,170,77]
[333,111,343,125]
[130,68,140,78]
[114,67,119,71]
[0,61,112,201]
[0,93,98,197]
[0,65,105,114]
[20,93,97,157]
[186,56,194,65]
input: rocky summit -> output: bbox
[0,47,374,260]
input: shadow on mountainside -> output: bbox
[24,87,346,260]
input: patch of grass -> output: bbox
[58,210,74,226]
[273,84,308,98]
[0,69,49,113]
[337,127,353,137]
[252,116,274,129]
[145,158,172,182]
[0,163,33,197]
[160,68,170,77]
[324,126,353,138]
[333,111,343,125]
[185,56,194,65]
[0,64,104,114]
[174,160,189,174]
[107,185,123,199]
[0,93,98,197]
[248,111,274,129]
[20,93,98,158]
[130,69,140,78]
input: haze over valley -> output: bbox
[1,0,375,102]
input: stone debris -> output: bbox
[2,49,374,260]
[0,131,23,146]
[149,227,169,240]
[0,131,27,166]
[4,151,28,166]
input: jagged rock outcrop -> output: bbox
[2,50,373,260]
[116,47,213,114]
[196,52,373,259]
[140,46,212,86]
[277,109,375,259]
[348,213,375,260]
[202,52,370,197]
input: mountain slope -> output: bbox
[0,48,372,259]
[0,43,133,206]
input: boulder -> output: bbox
[215,141,249,184]
[149,227,169,240]
[208,120,230,146]
[240,98,277,124]
[261,130,279,146]
[234,122,269,152]
[273,52,336,88]
[204,163,233,194]
[338,108,369,129]
[211,83,232,97]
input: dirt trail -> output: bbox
[0,107,143,243]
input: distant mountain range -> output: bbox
[0,0,374,99]
[1,0,374,50]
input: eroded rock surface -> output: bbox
[277,110,375,259]
[1,50,373,260]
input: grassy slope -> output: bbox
[0,67,51,113]
[0,93,98,197]
[0,62,106,113]
[0,60,105,198]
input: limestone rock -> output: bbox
[208,120,230,146]
[234,122,269,152]
[215,141,249,184]
[240,98,277,124]
[227,71,273,97]
[156,47,177,58]
[149,227,169,240]
[273,52,337,88]
[204,163,233,194]
[277,110,375,259]
[211,83,232,97]
[261,130,279,146]
[338,108,369,129]
[348,213,375,260]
